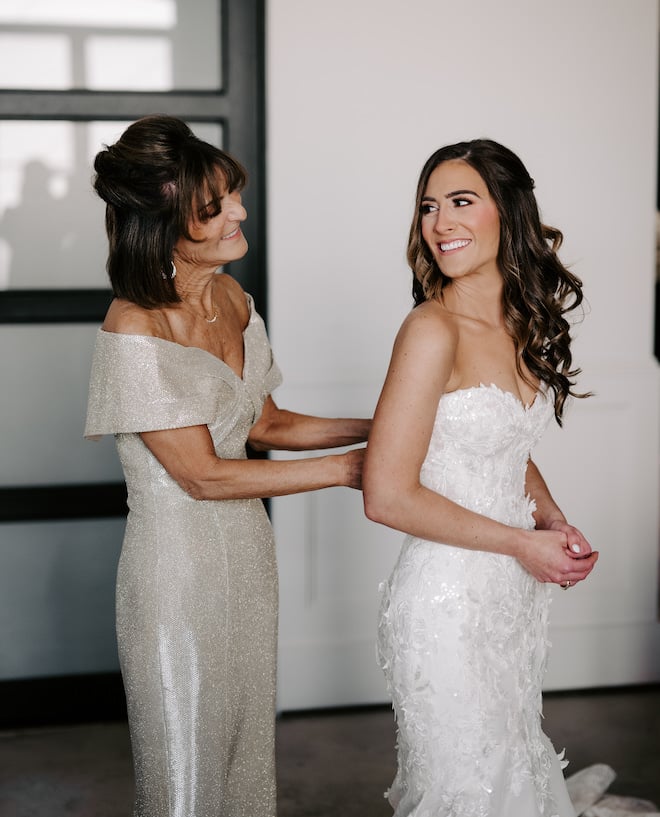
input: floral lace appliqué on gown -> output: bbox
[377,384,576,817]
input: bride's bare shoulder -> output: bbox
[396,299,458,349]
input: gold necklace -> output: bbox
[181,300,218,324]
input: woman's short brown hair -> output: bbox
[93,115,246,308]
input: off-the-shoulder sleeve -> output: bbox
[84,331,239,439]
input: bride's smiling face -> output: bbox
[420,160,501,281]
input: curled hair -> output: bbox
[407,139,588,424]
[93,115,246,308]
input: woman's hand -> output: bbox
[516,527,599,586]
[547,519,593,558]
[523,461,597,587]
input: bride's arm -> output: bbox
[526,459,594,557]
[363,306,526,556]
[362,308,598,584]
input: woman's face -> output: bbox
[420,159,501,282]
[174,176,248,271]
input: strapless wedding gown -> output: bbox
[377,383,576,817]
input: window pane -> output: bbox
[0,519,123,678]
[0,120,223,290]
[0,0,222,91]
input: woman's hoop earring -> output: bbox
[162,261,177,280]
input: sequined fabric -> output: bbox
[377,384,576,817]
[85,294,282,817]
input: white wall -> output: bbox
[267,0,660,709]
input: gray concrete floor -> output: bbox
[0,686,658,817]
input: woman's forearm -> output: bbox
[363,478,530,559]
[249,409,371,452]
[525,459,566,529]
[187,452,350,500]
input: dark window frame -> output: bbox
[0,0,266,322]
[0,0,266,521]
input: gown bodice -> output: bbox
[421,382,554,528]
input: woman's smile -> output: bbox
[439,238,471,253]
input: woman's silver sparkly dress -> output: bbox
[377,384,576,817]
[85,294,282,817]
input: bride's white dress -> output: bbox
[377,383,576,817]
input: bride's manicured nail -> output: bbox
[570,544,581,553]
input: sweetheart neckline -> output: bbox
[442,382,544,411]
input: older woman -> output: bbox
[85,115,368,817]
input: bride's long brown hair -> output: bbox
[407,139,588,424]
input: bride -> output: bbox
[363,139,599,817]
